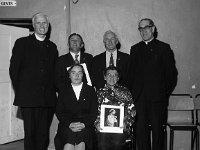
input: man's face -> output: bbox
[69,35,83,53]
[138,20,155,41]
[33,15,49,37]
[103,32,118,52]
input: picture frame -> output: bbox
[100,104,124,133]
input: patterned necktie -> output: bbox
[74,54,79,64]
[109,53,114,66]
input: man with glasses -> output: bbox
[128,18,178,150]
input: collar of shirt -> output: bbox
[106,50,117,67]
[71,82,83,100]
[144,38,154,45]
[70,51,81,62]
[34,33,46,41]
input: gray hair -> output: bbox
[103,30,119,43]
[32,12,49,24]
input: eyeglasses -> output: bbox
[138,25,153,32]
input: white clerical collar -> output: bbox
[34,33,46,41]
[144,38,154,45]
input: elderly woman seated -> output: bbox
[95,66,136,150]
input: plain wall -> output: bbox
[1,0,200,149]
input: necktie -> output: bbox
[109,53,114,66]
[74,54,79,64]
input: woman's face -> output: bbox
[104,69,119,86]
[110,109,116,115]
[69,65,83,85]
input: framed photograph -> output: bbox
[100,104,124,133]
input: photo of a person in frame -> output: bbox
[105,108,119,127]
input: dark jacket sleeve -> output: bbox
[55,58,65,92]
[163,45,178,96]
[127,46,137,91]
[83,53,93,77]
[9,38,25,91]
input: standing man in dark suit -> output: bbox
[55,33,93,92]
[9,12,58,150]
[92,30,129,90]
[128,18,178,150]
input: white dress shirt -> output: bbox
[106,50,117,67]
[70,51,81,62]
[71,82,83,100]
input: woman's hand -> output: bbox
[95,122,103,131]
[69,122,85,132]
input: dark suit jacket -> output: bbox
[92,51,129,90]
[56,83,98,128]
[55,52,93,91]
[9,34,58,107]
[128,39,178,103]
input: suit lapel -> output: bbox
[69,53,75,64]
[65,53,75,68]
[69,83,87,102]
[116,51,120,68]
[80,52,84,63]
[102,52,106,68]
[79,83,87,101]
[69,85,79,101]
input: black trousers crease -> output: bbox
[21,107,54,150]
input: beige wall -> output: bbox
[1,0,200,149]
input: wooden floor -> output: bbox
[0,140,24,150]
